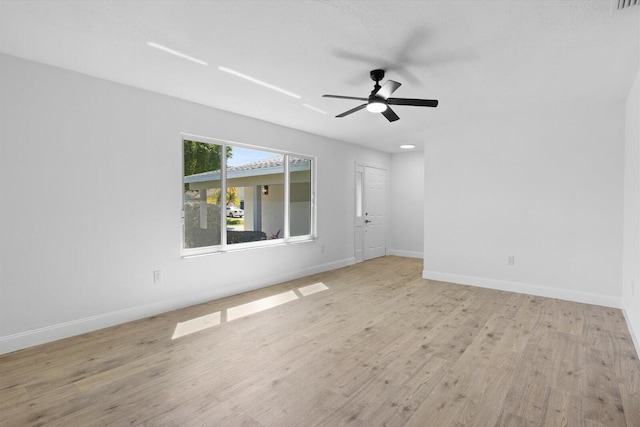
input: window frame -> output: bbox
[181,133,316,257]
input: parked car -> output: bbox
[226,205,244,218]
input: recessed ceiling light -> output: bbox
[219,66,301,99]
[400,144,416,149]
[147,42,208,66]
[302,104,327,114]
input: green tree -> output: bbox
[183,140,232,176]
[211,187,241,207]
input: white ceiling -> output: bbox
[0,0,638,153]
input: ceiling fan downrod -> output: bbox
[370,69,385,95]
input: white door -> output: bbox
[363,166,387,260]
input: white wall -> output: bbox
[623,66,640,354]
[0,54,390,354]
[423,102,625,308]
[388,152,424,258]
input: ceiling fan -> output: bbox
[322,69,438,122]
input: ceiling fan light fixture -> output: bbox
[366,100,388,113]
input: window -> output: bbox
[182,135,315,255]
[289,156,312,237]
[355,169,363,218]
[226,146,284,245]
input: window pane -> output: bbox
[356,170,363,218]
[183,140,223,249]
[226,147,284,244]
[290,157,312,237]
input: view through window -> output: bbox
[182,137,314,255]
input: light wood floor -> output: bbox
[1,256,639,426]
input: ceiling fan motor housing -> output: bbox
[368,94,386,103]
[370,69,385,82]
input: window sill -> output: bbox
[181,237,317,259]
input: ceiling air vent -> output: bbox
[618,0,639,10]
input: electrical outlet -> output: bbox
[508,256,515,266]
[153,270,161,283]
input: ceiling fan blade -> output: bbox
[336,104,367,118]
[387,98,438,107]
[375,80,401,100]
[323,94,368,101]
[381,107,400,122]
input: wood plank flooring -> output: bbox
[1,256,639,426]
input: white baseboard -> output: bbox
[622,305,640,357]
[0,257,355,355]
[422,270,621,309]
[387,249,423,259]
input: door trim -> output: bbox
[354,162,388,263]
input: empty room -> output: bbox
[1,0,640,426]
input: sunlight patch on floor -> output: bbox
[172,311,221,339]
[298,282,329,296]
[171,282,329,339]
[227,290,298,321]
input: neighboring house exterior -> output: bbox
[184,155,312,244]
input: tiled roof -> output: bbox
[228,155,284,172]
[184,155,310,183]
